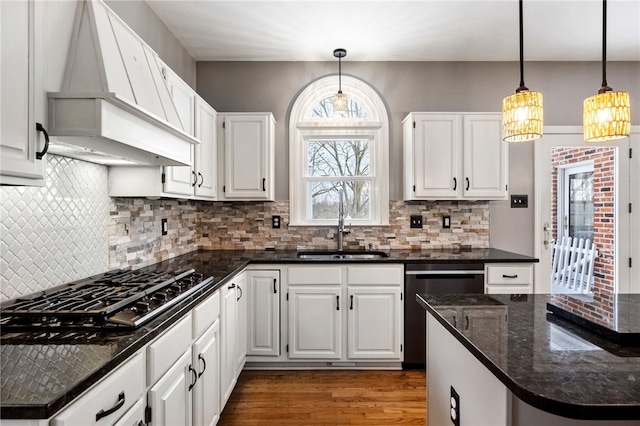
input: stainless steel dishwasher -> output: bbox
[404,263,485,368]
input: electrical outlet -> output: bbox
[161,218,168,236]
[450,386,460,426]
[410,215,423,229]
[511,194,528,208]
[443,215,451,229]
[272,215,281,229]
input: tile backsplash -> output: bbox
[1,157,489,301]
[0,156,110,302]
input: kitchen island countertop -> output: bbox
[0,248,536,419]
[418,293,640,421]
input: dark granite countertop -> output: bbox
[0,248,536,419]
[417,293,640,420]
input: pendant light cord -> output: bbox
[516,0,528,92]
[600,0,609,91]
[338,56,343,93]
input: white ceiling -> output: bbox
[145,0,640,62]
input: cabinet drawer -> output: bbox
[486,284,532,295]
[51,352,144,426]
[288,267,342,285]
[485,264,533,285]
[113,397,145,426]
[147,313,192,385]
[193,290,220,338]
[347,266,403,285]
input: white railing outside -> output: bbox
[551,236,598,295]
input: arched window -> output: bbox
[289,75,389,226]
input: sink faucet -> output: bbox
[337,189,350,251]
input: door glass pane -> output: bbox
[568,171,594,240]
[307,139,370,177]
[308,181,371,220]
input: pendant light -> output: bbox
[583,0,631,142]
[502,0,543,142]
[333,48,348,116]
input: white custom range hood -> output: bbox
[47,0,197,166]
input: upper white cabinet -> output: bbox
[0,0,48,186]
[403,113,508,200]
[218,113,275,201]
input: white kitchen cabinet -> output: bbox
[403,112,508,200]
[192,319,221,426]
[286,265,403,363]
[485,263,534,294]
[0,0,48,186]
[347,287,403,360]
[51,352,145,426]
[113,397,146,426]
[220,273,246,409]
[193,96,217,199]
[246,270,280,357]
[147,349,193,426]
[218,113,275,200]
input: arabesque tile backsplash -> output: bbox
[1,157,489,301]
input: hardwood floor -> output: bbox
[218,370,426,425]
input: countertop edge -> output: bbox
[416,294,640,421]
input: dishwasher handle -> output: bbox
[405,270,485,275]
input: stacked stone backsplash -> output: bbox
[109,198,198,269]
[197,200,489,251]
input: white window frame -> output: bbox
[557,161,594,241]
[289,75,389,226]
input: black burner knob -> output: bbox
[134,301,150,313]
[152,292,168,302]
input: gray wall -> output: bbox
[106,0,196,87]
[196,61,639,255]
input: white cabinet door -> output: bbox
[220,280,238,407]
[246,270,280,357]
[235,273,247,376]
[192,320,221,426]
[219,113,275,200]
[463,114,507,199]
[0,0,47,186]
[148,349,193,426]
[410,114,461,199]
[347,287,403,360]
[288,286,342,360]
[194,97,217,199]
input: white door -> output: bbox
[463,114,507,199]
[412,114,461,199]
[288,286,343,359]
[147,349,193,426]
[534,130,632,293]
[347,287,402,360]
[192,321,220,426]
[222,114,272,199]
[194,97,217,198]
[247,270,280,357]
[220,281,237,407]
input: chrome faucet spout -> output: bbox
[337,189,349,251]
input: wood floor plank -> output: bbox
[219,370,427,425]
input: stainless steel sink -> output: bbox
[296,251,389,260]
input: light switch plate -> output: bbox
[511,194,528,208]
[443,215,451,229]
[410,215,423,229]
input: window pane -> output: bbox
[308,181,371,220]
[568,171,594,240]
[308,97,368,118]
[308,139,370,177]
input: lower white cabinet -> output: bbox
[246,269,280,357]
[148,349,193,426]
[285,265,404,364]
[192,320,221,426]
[221,273,246,409]
[113,397,146,426]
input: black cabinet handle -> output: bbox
[198,353,206,378]
[192,171,197,186]
[336,295,340,310]
[228,283,236,290]
[502,274,518,279]
[137,421,145,426]
[453,177,457,191]
[262,178,266,191]
[96,391,125,421]
[349,295,354,310]
[465,177,470,191]
[465,316,469,330]
[198,172,204,187]
[273,278,277,294]
[35,122,49,160]
[237,284,243,301]
[188,365,197,391]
